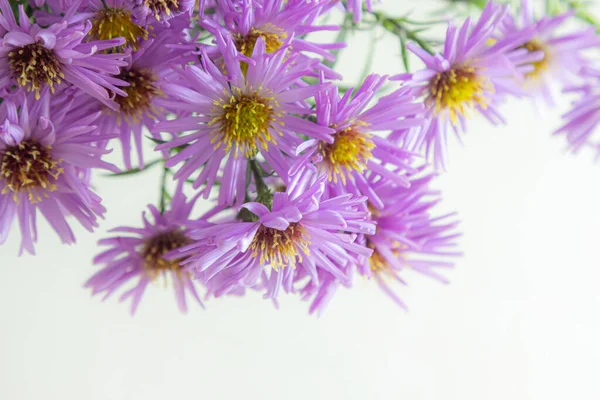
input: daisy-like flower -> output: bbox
[0,0,128,109]
[154,34,334,206]
[554,67,600,156]
[394,1,537,169]
[205,0,344,78]
[38,0,149,51]
[0,90,118,255]
[359,171,460,308]
[301,169,461,313]
[496,0,599,107]
[85,189,206,315]
[85,15,194,169]
[177,167,375,300]
[291,74,423,210]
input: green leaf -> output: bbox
[399,31,410,72]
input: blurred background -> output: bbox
[1,1,600,399]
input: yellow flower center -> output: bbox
[249,223,310,271]
[520,40,549,79]
[210,89,281,158]
[428,65,492,124]
[235,27,287,57]
[144,0,180,20]
[318,124,374,184]
[8,42,64,99]
[1,140,63,203]
[367,239,405,275]
[113,68,163,122]
[234,26,287,75]
[141,230,192,279]
[90,8,148,51]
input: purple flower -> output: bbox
[495,0,600,107]
[82,15,194,169]
[204,0,344,78]
[85,189,206,315]
[555,67,600,156]
[359,171,461,308]
[292,74,423,210]
[393,1,537,169]
[154,33,334,205]
[302,169,461,314]
[0,90,118,255]
[38,0,151,51]
[0,0,128,109]
[177,167,375,301]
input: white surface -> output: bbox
[2,2,600,400]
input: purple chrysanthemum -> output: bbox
[393,1,538,169]
[154,33,334,205]
[358,171,461,308]
[177,167,375,300]
[0,90,118,255]
[291,74,424,210]
[0,0,128,109]
[302,169,461,314]
[205,0,344,78]
[495,0,599,107]
[85,189,206,315]
[81,15,194,169]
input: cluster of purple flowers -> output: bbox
[1,0,597,315]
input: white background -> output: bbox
[2,1,600,399]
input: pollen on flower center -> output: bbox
[141,230,192,277]
[144,0,180,20]
[249,223,310,271]
[113,68,162,121]
[90,7,148,51]
[234,26,287,75]
[234,27,287,58]
[520,40,549,78]
[428,66,491,123]
[8,42,64,99]
[210,89,281,158]
[367,239,404,274]
[318,124,374,184]
[0,140,63,203]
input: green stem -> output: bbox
[159,165,169,214]
[372,11,436,55]
[249,159,269,199]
